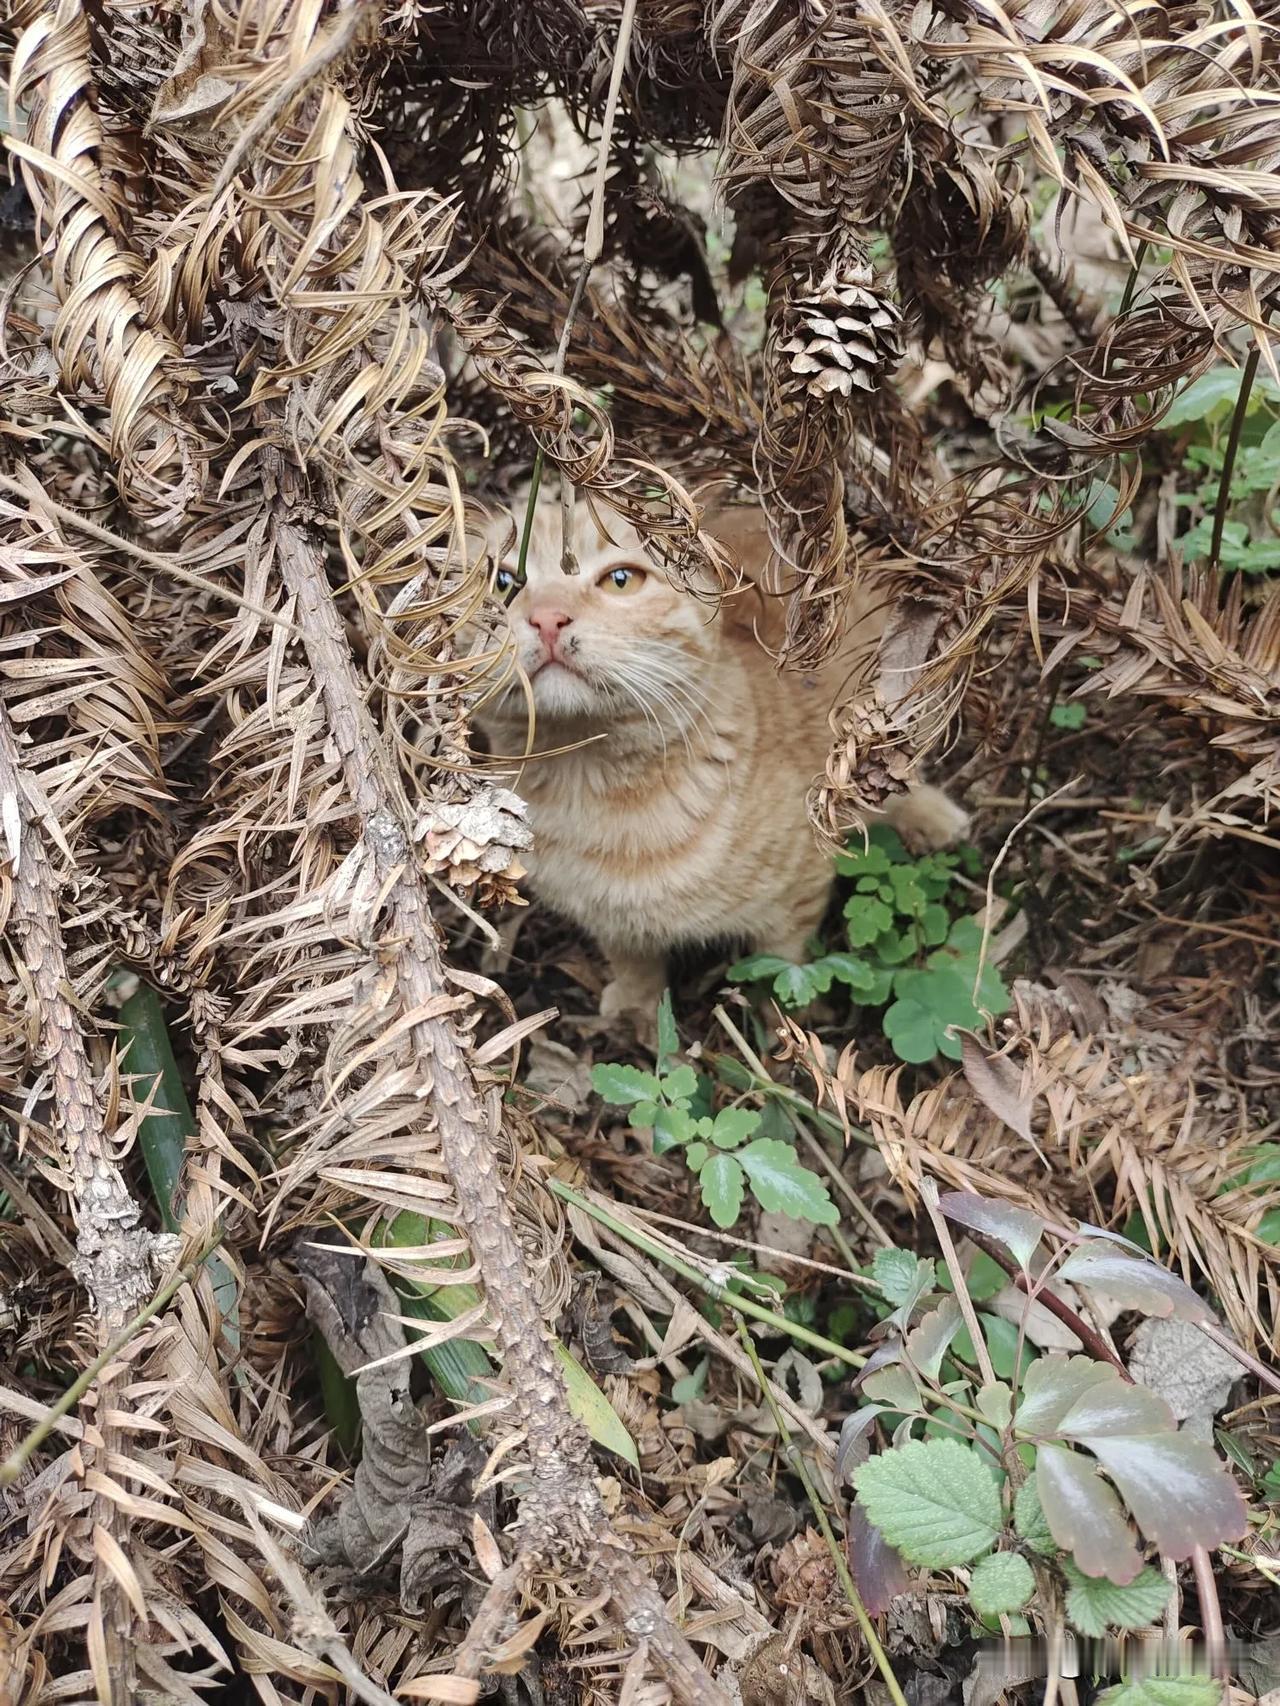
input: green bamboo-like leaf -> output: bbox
[114,975,240,1341]
[379,1214,637,1465]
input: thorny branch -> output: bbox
[0,696,163,1696]
[271,477,729,1705]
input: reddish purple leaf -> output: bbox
[939,1191,1046,1268]
[1057,1244,1218,1327]
[1014,1355,1114,1436]
[1036,1442,1143,1584]
[847,1501,913,1616]
[1079,1433,1249,1561]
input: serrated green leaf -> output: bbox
[1050,702,1087,730]
[845,894,895,945]
[1013,1475,1056,1555]
[889,865,928,915]
[969,1552,1034,1619]
[873,1247,934,1308]
[946,915,983,953]
[921,903,950,946]
[822,952,876,991]
[1164,364,1280,428]
[1095,1680,1221,1706]
[592,1063,663,1106]
[631,1100,659,1129]
[738,1138,838,1224]
[710,1106,761,1148]
[661,1064,698,1104]
[700,1153,745,1228]
[884,996,940,1063]
[1062,1560,1170,1637]
[655,990,678,1073]
[835,842,893,878]
[685,1140,709,1171]
[852,1438,1003,1566]
[876,928,918,964]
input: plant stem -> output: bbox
[0,1243,214,1485]
[1209,326,1269,575]
[550,1179,865,1370]
[708,1008,873,1149]
[921,1179,997,1388]
[962,1228,1131,1379]
[735,1320,909,1706]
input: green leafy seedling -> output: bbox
[592,1004,838,1232]
[731,825,1012,1065]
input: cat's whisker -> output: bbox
[611,666,706,766]
[616,659,720,738]
[603,673,673,765]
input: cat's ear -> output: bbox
[702,503,791,645]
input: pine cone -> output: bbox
[779,258,903,399]
[415,784,532,910]
[809,694,914,848]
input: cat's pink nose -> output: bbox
[527,608,572,656]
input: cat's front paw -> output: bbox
[885,784,971,852]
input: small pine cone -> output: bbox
[416,784,532,909]
[771,1527,856,1632]
[810,694,914,847]
[779,258,903,399]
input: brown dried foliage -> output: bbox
[0,0,1278,1697]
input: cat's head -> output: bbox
[477,495,743,740]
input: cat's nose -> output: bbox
[527,609,573,654]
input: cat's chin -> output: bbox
[526,663,608,720]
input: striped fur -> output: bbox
[476,497,968,1027]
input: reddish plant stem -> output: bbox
[962,1229,1132,1380]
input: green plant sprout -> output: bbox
[590,993,839,1230]
[729,825,1011,1064]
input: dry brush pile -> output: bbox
[0,0,1278,1702]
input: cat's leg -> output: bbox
[882,783,970,852]
[598,947,668,1045]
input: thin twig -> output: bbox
[735,1320,909,1706]
[921,1179,997,1388]
[1196,1317,1280,1398]
[516,0,639,574]
[550,1179,865,1371]
[1209,334,1265,574]
[0,1246,211,1485]
[962,1228,1130,1379]
[593,1220,836,1458]
[1191,1545,1226,1678]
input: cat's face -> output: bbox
[481,497,722,732]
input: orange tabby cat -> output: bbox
[475,494,968,1028]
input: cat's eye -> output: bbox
[601,565,646,594]
[494,566,517,596]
